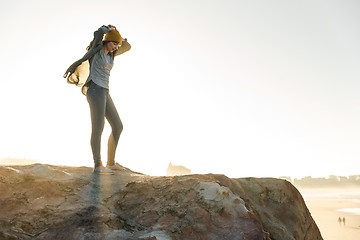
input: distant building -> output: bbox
[293,174,360,188]
[339,176,348,182]
[0,158,39,166]
[166,162,191,176]
[349,175,360,181]
[328,175,340,181]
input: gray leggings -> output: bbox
[86,81,123,167]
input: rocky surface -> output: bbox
[0,164,322,240]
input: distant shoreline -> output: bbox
[0,158,39,166]
[299,187,360,240]
[337,208,360,216]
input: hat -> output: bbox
[104,29,122,44]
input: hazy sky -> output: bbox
[1,0,360,178]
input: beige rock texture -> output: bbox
[0,164,322,240]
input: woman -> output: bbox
[64,24,131,173]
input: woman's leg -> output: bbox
[87,82,107,168]
[105,94,123,166]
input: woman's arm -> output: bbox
[115,38,131,56]
[91,25,110,49]
[64,25,109,79]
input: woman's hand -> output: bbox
[108,24,117,31]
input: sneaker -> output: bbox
[93,166,115,174]
[107,162,127,171]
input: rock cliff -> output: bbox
[0,164,322,240]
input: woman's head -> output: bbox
[103,29,122,53]
[87,29,122,52]
[104,29,122,45]
[103,41,121,53]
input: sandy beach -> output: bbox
[299,187,360,240]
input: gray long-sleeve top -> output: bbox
[63,25,131,95]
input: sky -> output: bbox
[1,0,360,178]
